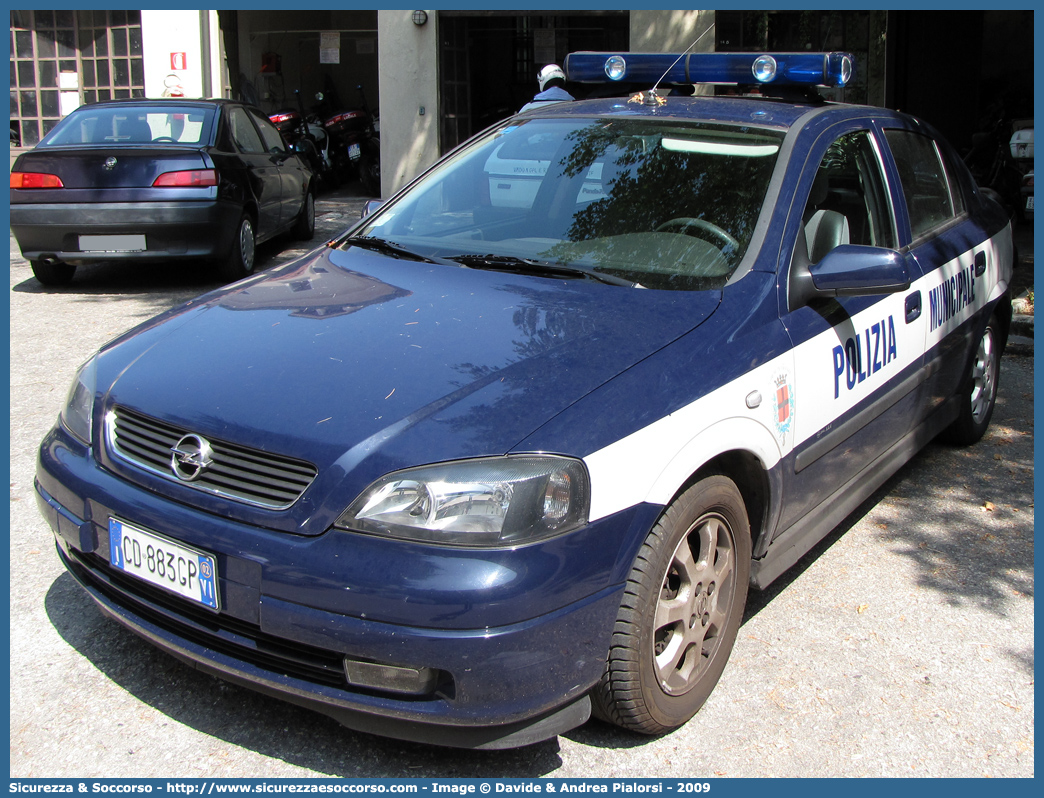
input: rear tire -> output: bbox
[293,190,316,241]
[30,260,76,286]
[593,475,751,734]
[219,215,256,282]
[942,315,1001,445]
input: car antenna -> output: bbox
[630,22,714,108]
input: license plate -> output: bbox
[348,143,361,160]
[79,234,146,252]
[108,518,219,609]
[1027,196,1034,211]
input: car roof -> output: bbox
[518,94,905,132]
[72,97,244,111]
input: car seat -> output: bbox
[804,209,850,263]
[119,118,154,142]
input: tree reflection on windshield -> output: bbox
[538,120,782,288]
[360,117,783,292]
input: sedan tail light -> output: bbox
[10,172,64,189]
[152,169,218,188]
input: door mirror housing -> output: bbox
[790,244,911,309]
[361,199,385,218]
[810,245,911,295]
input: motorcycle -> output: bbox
[1010,120,1033,221]
[269,91,338,190]
[320,85,381,196]
[963,110,1023,220]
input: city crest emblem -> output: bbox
[774,373,795,446]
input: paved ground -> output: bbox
[8,193,1034,778]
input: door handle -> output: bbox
[905,291,921,323]
[974,250,987,277]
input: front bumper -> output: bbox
[35,429,652,748]
[10,200,240,265]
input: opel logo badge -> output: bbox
[103,156,118,170]
[170,434,214,482]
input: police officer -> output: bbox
[520,64,575,112]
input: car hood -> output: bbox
[101,248,720,532]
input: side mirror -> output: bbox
[809,245,911,296]
[293,139,317,156]
[315,92,324,102]
[790,244,912,309]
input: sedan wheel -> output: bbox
[293,191,316,241]
[943,316,1001,445]
[30,260,76,287]
[220,215,256,282]
[593,475,750,734]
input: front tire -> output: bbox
[943,316,1001,445]
[219,215,256,282]
[30,260,76,286]
[359,138,381,197]
[593,475,751,734]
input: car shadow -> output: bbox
[44,571,567,776]
[9,235,306,297]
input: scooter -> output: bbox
[321,85,381,196]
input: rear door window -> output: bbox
[249,108,288,153]
[227,106,266,155]
[885,129,962,240]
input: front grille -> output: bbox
[108,407,318,509]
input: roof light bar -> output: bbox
[564,51,855,88]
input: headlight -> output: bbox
[59,356,98,446]
[336,456,590,547]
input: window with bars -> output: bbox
[10,9,145,147]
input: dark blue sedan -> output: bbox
[34,52,1013,749]
[10,98,316,285]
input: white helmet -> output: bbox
[537,64,566,92]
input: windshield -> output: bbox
[355,117,784,290]
[41,105,214,146]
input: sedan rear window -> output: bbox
[41,105,214,146]
[357,118,784,291]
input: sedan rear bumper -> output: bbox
[10,200,241,265]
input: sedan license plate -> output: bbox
[79,234,146,252]
[108,518,219,609]
[348,143,361,161]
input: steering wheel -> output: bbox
[655,217,740,253]
[151,136,177,143]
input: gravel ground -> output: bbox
[9,194,1034,778]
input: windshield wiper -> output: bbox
[450,254,641,288]
[341,235,439,263]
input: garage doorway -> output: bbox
[438,11,629,154]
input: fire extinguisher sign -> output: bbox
[170,52,187,71]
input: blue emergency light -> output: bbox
[563,51,854,88]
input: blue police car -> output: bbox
[35,52,1013,749]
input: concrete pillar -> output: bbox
[630,11,715,95]
[377,10,440,198]
[141,10,226,99]
[629,10,715,54]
